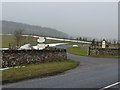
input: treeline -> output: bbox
[76,36,118,43]
[75,36,119,47]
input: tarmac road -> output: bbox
[3,45,119,89]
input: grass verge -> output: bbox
[2,59,79,84]
[89,55,120,58]
[67,46,119,58]
[67,46,88,56]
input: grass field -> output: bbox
[2,59,79,84]
[67,46,119,58]
[1,35,37,48]
[1,35,90,48]
[67,46,88,56]
[1,35,68,48]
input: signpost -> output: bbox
[37,37,46,49]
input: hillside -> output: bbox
[1,20,68,38]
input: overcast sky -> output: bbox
[2,2,118,40]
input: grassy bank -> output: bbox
[2,59,79,84]
[67,46,88,56]
[67,46,119,58]
[89,55,120,58]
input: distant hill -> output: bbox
[1,20,69,38]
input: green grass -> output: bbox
[67,46,88,56]
[45,39,69,44]
[67,46,119,58]
[1,35,37,48]
[1,35,15,48]
[89,55,120,58]
[2,59,79,84]
[67,42,90,45]
[1,35,90,48]
[1,35,68,48]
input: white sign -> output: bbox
[102,41,106,48]
[37,37,45,42]
[37,37,45,49]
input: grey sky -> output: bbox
[2,2,118,40]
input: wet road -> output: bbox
[3,45,118,89]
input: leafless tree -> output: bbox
[14,29,24,48]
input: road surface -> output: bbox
[2,45,119,89]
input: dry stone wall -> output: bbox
[1,48,67,68]
[89,47,120,56]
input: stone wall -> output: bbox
[89,47,120,56]
[1,48,67,68]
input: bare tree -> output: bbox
[14,29,24,48]
[91,39,96,47]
